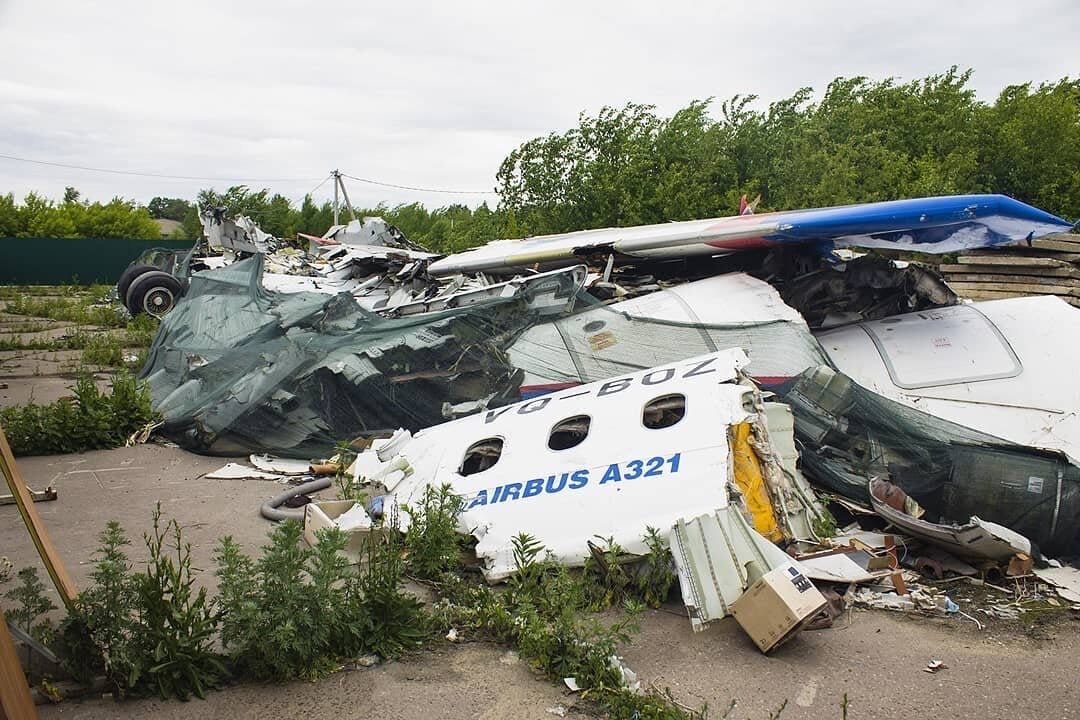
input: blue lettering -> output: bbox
[546,473,567,494]
[600,464,622,484]
[467,490,488,509]
[523,478,544,497]
[500,483,522,502]
[569,469,589,489]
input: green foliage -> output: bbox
[433,534,704,720]
[58,513,225,700]
[81,332,124,366]
[5,291,127,328]
[583,536,634,610]
[147,197,193,222]
[131,507,225,700]
[497,68,1080,232]
[58,521,139,687]
[402,483,464,579]
[0,370,156,456]
[1,191,160,239]
[4,567,56,648]
[636,527,677,609]
[214,521,426,682]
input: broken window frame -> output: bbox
[642,393,687,430]
[460,437,505,476]
[547,415,592,451]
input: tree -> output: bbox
[494,68,1080,233]
[147,197,193,222]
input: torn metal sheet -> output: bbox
[205,462,283,481]
[353,349,820,581]
[779,365,1080,556]
[508,272,827,395]
[818,296,1080,464]
[869,478,1031,562]
[249,455,312,476]
[797,550,888,584]
[1033,566,1080,604]
[143,255,584,455]
[669,507,802,631]
[428,194,1072,276]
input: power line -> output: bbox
[0,153,322,183]
[304,174,334,198]
[339,172,495,196]
[0,152,499,196]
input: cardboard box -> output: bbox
[730,562,827,653]
[303,499,387,563]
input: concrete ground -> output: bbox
[4,443,1079,719]
[2,295,1080,719]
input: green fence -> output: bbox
[0,237,194,285]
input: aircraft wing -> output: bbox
[428,194,1073,276]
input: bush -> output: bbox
[58,512,224,700]
[215,521,427,682]
[0,371,156,455]
[402,483,464,580]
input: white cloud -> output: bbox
[0,0,1075,208]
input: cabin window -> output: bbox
[548,415,591,450]
[643,394,686,429]
[460,438,504,476]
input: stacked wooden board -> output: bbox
[938,233,1080,308]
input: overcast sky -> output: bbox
[0,0,1076,210]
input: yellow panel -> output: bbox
[731,423,781,542]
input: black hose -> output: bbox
[259,477,333,522]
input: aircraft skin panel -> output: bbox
[818,295,1080,463]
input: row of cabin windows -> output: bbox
[459,393,685,476]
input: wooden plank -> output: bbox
[961,250,1080,263]
[0,428,77,608]
[943,274,1080,288]
[956,255,1074,268]
[0,608,38,720]
[948,281,1080,297]
[938,263,1080,279]
[958,289,1080,307]
[1033,239,1080,253]
[1038,232,1080,245]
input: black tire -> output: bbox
[125,271,182,317]
[116,263,159,302]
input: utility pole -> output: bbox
[332,169,340,226]
[330,170,358,226]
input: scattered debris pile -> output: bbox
[136,193,1080,653]
[140,255,587,455]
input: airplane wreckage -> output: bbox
[124,192,1080,649]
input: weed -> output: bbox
[56,521,138,687]
[332,438,364,502]
[4,566,57,672]
[81,332,124,367]
[131,506,225,700]
[58,513,225,700]
[215,517,428,682]
[123,313,159,348]
[636,526,677,608]
[0,370,156,455]
[583,536,634,610]
[402,483,465,580]
[6,294,127,328]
